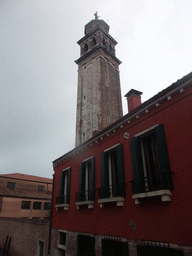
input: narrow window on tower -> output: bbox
[92,37,96,46]
[84,43,88,53]
[102,37,107,47]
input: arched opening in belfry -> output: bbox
[109,43,114,53]
[84,43,88,53]
[102,37,107,47]
[92,37,96,46]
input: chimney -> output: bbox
[124,89,143,113]
[92,130,101,136]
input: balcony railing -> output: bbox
[98,183,125,199]
[130,172,173,195]
[75,190,94,202]
[56,195,68,205]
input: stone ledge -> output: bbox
[98,197,124,207]
[132,189,172,204]
[75,201,94,209]
[55,204,69,210]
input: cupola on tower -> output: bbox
[75,13,123,146]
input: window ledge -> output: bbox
[57,244,66,250]
[98,197,124,207]
[75,201,94,209]
[132,189,172,204]
[55,204,69,210]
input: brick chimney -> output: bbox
[124,89,143,113]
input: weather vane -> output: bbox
[94,11,100,20]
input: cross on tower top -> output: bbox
[94,12,99,20]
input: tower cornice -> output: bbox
[77,26,118,45]
[75,44,122,65]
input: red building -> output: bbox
[50,70,192,256]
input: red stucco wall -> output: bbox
[52,85,192,246]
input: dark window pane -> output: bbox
[60,232,66,246]
[33,202,41,210]
[7,182,15,190]
[38,185,45,192]
[44,202,51,210]
[21,201,30,209]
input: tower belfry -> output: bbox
[75,15,123,146]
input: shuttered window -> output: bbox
[78,157,95,202]
[130,124,173,195]
[58,168,71,204]
[100,144,125,199]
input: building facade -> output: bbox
[75,16,123,146]
[0,173,52,218]
[51,70,192,256]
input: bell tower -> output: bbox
[75,14,123,146]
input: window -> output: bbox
[7,182,15,190]
[99,144,125,205]
[76,157,95,206]
[102,37,107,47]
[44,202,51,210]
[38,185,45,193]
[56,168,71,208]
[38,240,44,256]
[59,232,66,246]
[57,231,67,252]
[21,201,31,210]
[84,43,88,52]
[92,37,96,46]
[33,202,41,210]
[130,124,173,202]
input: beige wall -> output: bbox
[0,197,50,218]
[0,176,52,192]
[0,218,50,256]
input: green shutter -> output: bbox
[130,137,145,194]
[59,171,65,204]
[155,124,173,190]
[89,157,95,201]
[100,151,110,198]
[66,168,71,204]
[59,171,64,196]
[116,144,125,197]
[79,162,86,201]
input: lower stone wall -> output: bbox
[50,228,192,256]
[0,217,50,256]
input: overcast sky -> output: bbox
[0,0,192,178]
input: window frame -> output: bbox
[44,202,51,210]
[57,230,67,251]
[21,201,31,210]
[7,182,16,191]
[33,201,42,210]
[38,185,45,193]
[56,167,71,210]
[130,124,173,204]
[98,143,125,207]
[75,156,95,209]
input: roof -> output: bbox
[0,173,52,184]
[0,186,51,199]
[53,71,192,166]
